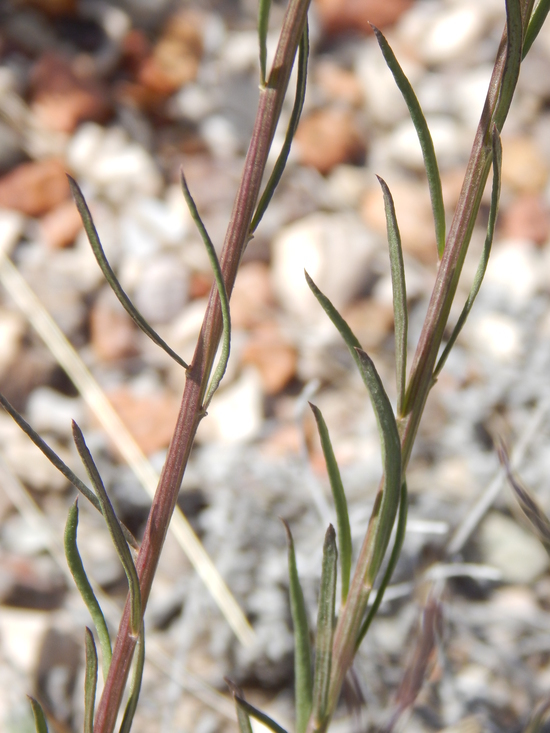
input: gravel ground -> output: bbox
[1,1,550,732]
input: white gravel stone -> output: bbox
[132,254,189,324]
[410,3,486,65]
[469,311,522,363]
[26,387,83,437]
[484,241,541,309]
[271,212,377,320]
[384,115,466,170]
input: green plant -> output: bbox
[4,0,550,732]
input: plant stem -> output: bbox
[324,0,535,723]
[92,2,310,731]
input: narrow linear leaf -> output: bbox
[309,403,351,604]
[180,170,231,407]
[29,698,49,733]
[235,696,289,733]
[498,443,550,554]
[65,501,112,678]
[356,480,408,650]
[226,680,254,733]
[72,421,142,636]
[250,22,309,234]
[84,628,98,733]
[119,623,146,733]
[494,0,523,131]
[376,176,408,415]
[523,0,550,58]
[371,25,445,257]
[68,176,188,370]
[355,349,402,585]
[305,271,362,360]
[258,0,272,85]
[311,525,337,731]
[282,519,312,733]
[434,127,502,379]
[0,391,139,549]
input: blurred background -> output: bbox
[2,0,550,731]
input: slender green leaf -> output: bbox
[354,349,402,585]
[258,0,272,85]
[356,480,408,649]
[309,403,351,603]
[250,23,309,234]
[494,0,523,132]
[119,623,145,733]
[523,0,550,58]
[372,26,445,258]
[65,501,112,678]
[84,628,98,733]
[376,176,408,415]
[235,696,289,733]
[72,421,142,636]
[305,271,362,361]
[180,170,231,408]
[282,519,312,733]
[226,679,254,733]
[0,391,139,550]
[434,128,502,379]
[311,525,337,731]
[28,698,48,733]
[68,176,188,370]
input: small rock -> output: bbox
[314,0,413,36]
[383,115,465,171]
[362,180,438,262]
[501,194,550,245]
[106,385,180,455]
[484,240,540,308]
[0,607,49,674]
[0,159,69,217]
[90,287,138,363]
[478,511,549,584]
[29,52,110,134]
[501,137,549,193]
[340,298,395,350]
[0,552,65,610]
[26,387,83,437]
[469,312,522,363]
[132,254,189,324]
[242,322,297,395]
[138,9,204,96]
[0,209,26,256]
[294,107,366,175]
[230,262,274,329]
[272,212,377,319]
[38,199,83,249]
[315,62,364,107]
[197,368,263,444]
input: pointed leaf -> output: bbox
[356,480,408,649]
[180,170,231,407]
[84,628,98,733]
[311,525,337,731]
[282,519,312,733]
[309,403,351,603]
[28,697,48,733]
[494,0,523,131]
[250,23,309,234]
[226,680,254,733]
[376,176,408,415]
[523,0,550,58]
[68,176,188,370]
[235,696,289,733]
[354,349,402,585]
[72,421,142,636]
[65,501,112,678]
[372,26,445,257]
[434,128,502,379]
[0,391,137,549]
[119,622,145,733]
[258,0,272,85]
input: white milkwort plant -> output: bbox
[0,0,548,731]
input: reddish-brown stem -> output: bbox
[92,2,310,731]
